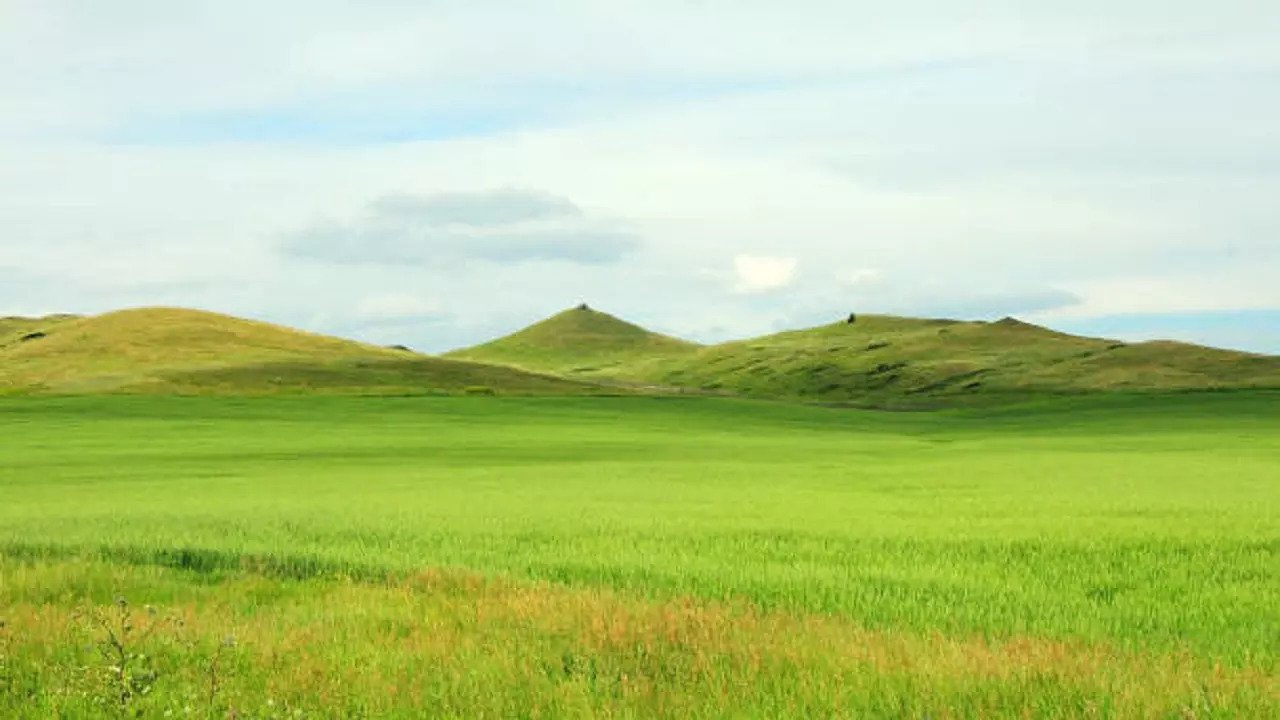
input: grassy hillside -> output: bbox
[447,305,699,375]
[0,307,600,395]
[583,314,1280,406]
[0,312,80,347]
[6,306,1276,402]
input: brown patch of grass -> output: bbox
[1,562,1275,717]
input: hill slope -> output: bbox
[0,307,599,395]
[6,306,1275,403]
[0,313,81,348]
[634,315,1280,405]
[447,305,699,375]
[451,310,1280,406]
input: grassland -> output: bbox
[2,393,1276,717]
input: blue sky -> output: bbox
[1,1,1277,354]
[1053,310,1280,355]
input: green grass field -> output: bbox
[2,393,1277,717]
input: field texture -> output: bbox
[1,394,1277,717]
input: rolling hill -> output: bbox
[445,305,700,375]
[646,315,1280,405]
[0,307,600,396]
[452,311,1280,406]
[3,305,1276,404]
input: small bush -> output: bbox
[464,386,496,396]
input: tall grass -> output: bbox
[2,561,1272,718]
[1,394,1276,716]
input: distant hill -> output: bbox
[446,305,699,375]
[0,307,601,396]
[4,306,1276,404]
[453,311,1280,406]
[639,315,1280,405]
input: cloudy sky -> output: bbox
[2,1,1277,353]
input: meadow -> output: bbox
[1,393,1277,717]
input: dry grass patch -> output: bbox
[2,562,1274,718]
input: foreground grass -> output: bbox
[2,562,1273,718]
[2,393,1277,716]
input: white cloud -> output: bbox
[354,293,443,322]
[282,188,640,265]
[842,268,881,286]
[733,255,797,294]
[1030,264,1280,320]
[370,189,581,227]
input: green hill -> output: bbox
[0,307,599,396]
[451,309,1280,406]
[6,306,1276,404]
[637,314,1280,406]
[446,305,700,375]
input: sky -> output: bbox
[2,1,1278,354]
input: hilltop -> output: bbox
[0,307,601,396]
[446,305,699,375]
[454,310,1280,406]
